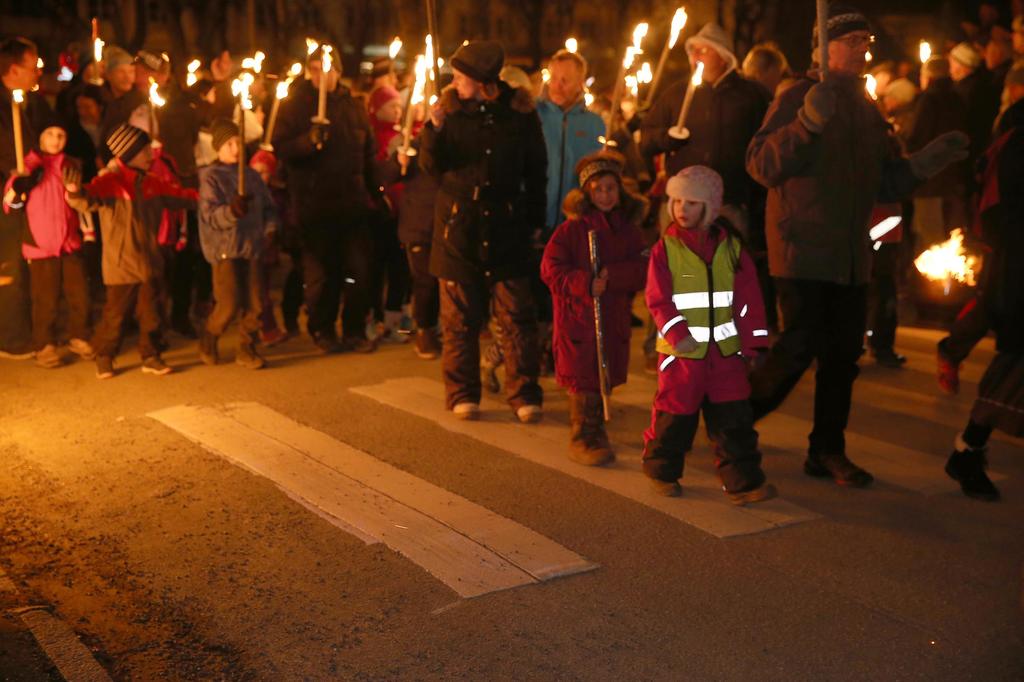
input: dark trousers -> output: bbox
[91,281,161,359]
[27,253,90,349]
[643,400,765,493]
[940,296,989,364]
[867,242,899,352]
[370,214,410,319]
[302,224,373,341]
[405,243,439,329]
[206,258,262,344]
[0,210,31,352]
[749,278,867,455]
[439,276,541,409]
[159,214,210,328]
[281,248,303,333]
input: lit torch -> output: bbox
[232,73,254,195]
[11,89,25,174]
[644,7,687,108]
[424,35,436,101]
[92,17,104,84]
[865,73,878,100]
[148,77,166,144]
[565,37,578,54]
[914,228,978,295]
[241,50,265,74]
[399,54,428,175]
[314,44,333,123]
[262,77,293,150]
[919,40,932,64]
[389,37,403,60]
[605,21,648,147]
[186,59,201,87]
[668,61,703,139]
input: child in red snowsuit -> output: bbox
[2,121,92,368]
[541,150,648,466]
[642,165,775,503]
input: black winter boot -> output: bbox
[199,331,219,366]
[236,340,266,369]
[945,434,1000,501]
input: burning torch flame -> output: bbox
[632,22,649,51]
[232,72,255,110]
[36,57,43,70]
[389,37,403,60]
[623,47,639,70]
[914,229,978,288]
[865,50,873,63]
[669,8,688,49]
[306,38,320,56]
[919,40,932,64]
[638,61,653,84]
[584,91,594,107]
[94,37,104,64]
[691,61,705,86]
[626,74,638,96]
[321,45,333,74]
[865,73,878,100]
[411,54,428,105]
[12,89,24,104]
[425,35,435,80]
[148,78,166,108]
[276,78,292,100]
[289,62,303,78]
[565,37,578,54]
[186,59,201,87]
[542,68,550,83]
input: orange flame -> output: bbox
[914,229,978,287]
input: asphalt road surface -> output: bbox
[0,324,1021,680]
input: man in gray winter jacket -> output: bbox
[745,2,969,487]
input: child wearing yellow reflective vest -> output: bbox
[642,166,775,504]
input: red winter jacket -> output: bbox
[150,148,186,248]
[646,220,768,414]
[3,150,81,260]
[541,188,648,393]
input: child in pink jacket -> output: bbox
[3,121,92,368]
[643,165,775,504]
[541,150,648,466]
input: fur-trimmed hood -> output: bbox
[562,182,649,226]
[439,80,536,115]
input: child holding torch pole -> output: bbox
[541,150,648,466]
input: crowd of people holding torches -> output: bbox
[0,0,1022,503]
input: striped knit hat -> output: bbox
[106,123,151,162]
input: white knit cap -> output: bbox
[685,23,738,73]
[950,42,981,69]
[666,165,723,229]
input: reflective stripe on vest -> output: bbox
[655,235,742,360]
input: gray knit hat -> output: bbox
[812,2,872,50]
[103,45,133,71]
[209,118,239,152]
[106,123,150,161]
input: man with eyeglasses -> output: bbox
[745,3,969,488]
[0,37,53,359]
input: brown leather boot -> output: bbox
[568,392,614,466]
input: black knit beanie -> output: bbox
[209,118,239,152]
[450,41,504,84]
[812,2,871,49]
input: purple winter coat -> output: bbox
[541,187,648,393]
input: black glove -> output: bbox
[797,81,837,134]
[11,166,43,195]
[310,123,330,149]
[230,194,251,219]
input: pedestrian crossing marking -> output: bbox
[349,377,819,539]
[613,378,1009,494]
[149,403,597,599]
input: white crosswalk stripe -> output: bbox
[349,377,819,538]
[149,403,597,599]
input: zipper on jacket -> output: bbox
[706,262,715,348]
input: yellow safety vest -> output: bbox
[655,235,742,360]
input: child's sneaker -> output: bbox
[649,478,682,497]
[725,482,777,506]
[452,402,480,421]
[35,344,62,368]
[516,404,542,424]
[95,356,115,379]
[141,356,173,376]
[68,338,95,360]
